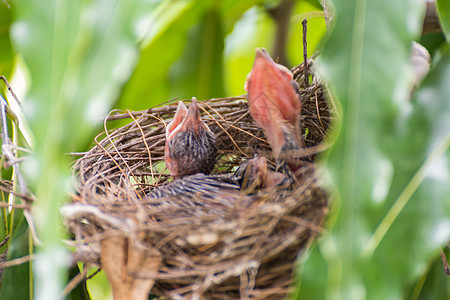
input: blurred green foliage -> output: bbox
[296,0,450,299]
[0,0,448,299]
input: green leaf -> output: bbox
[85,269,112,300]
[0,218,31,300]
[293,0,450,299]
[0,3,13,77]
[437,0,450,41]
[292,243,328,299]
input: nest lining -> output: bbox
[65,61,330,299]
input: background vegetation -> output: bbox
[0,0,448,299]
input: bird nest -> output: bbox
[64,60,330,299]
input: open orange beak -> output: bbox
[166,98,204,142]
[165,98,216,177]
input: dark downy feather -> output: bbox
[167,125,217,176]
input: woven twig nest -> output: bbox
[64,61,330,299]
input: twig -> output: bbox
[0,202,31,209]
[86,268,101,280]
[0,235,9,248]
[315,90,325,130]
[0,76,21,108]
[0,253,35,268]
[201,103,252,158]
[320,0,333,29]
[97,111,143,207]
[60,265,89,298]
[302,18,309,87]
[0,77,29,196]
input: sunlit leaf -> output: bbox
[437,0,450,41]
[85,269,112,300]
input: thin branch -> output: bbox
[86,268,101,280]
[0,77,30,196]
[302,18,309,88]
[0,253,35,268]
[0,76,21,108]
[60,265,89,298]
[0,202,31,209]
[0,235,9,248]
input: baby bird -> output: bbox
[165,98,217,178]
[245,48,303,168]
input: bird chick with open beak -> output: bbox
[245,48,303,168]
[165,98,217,178]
